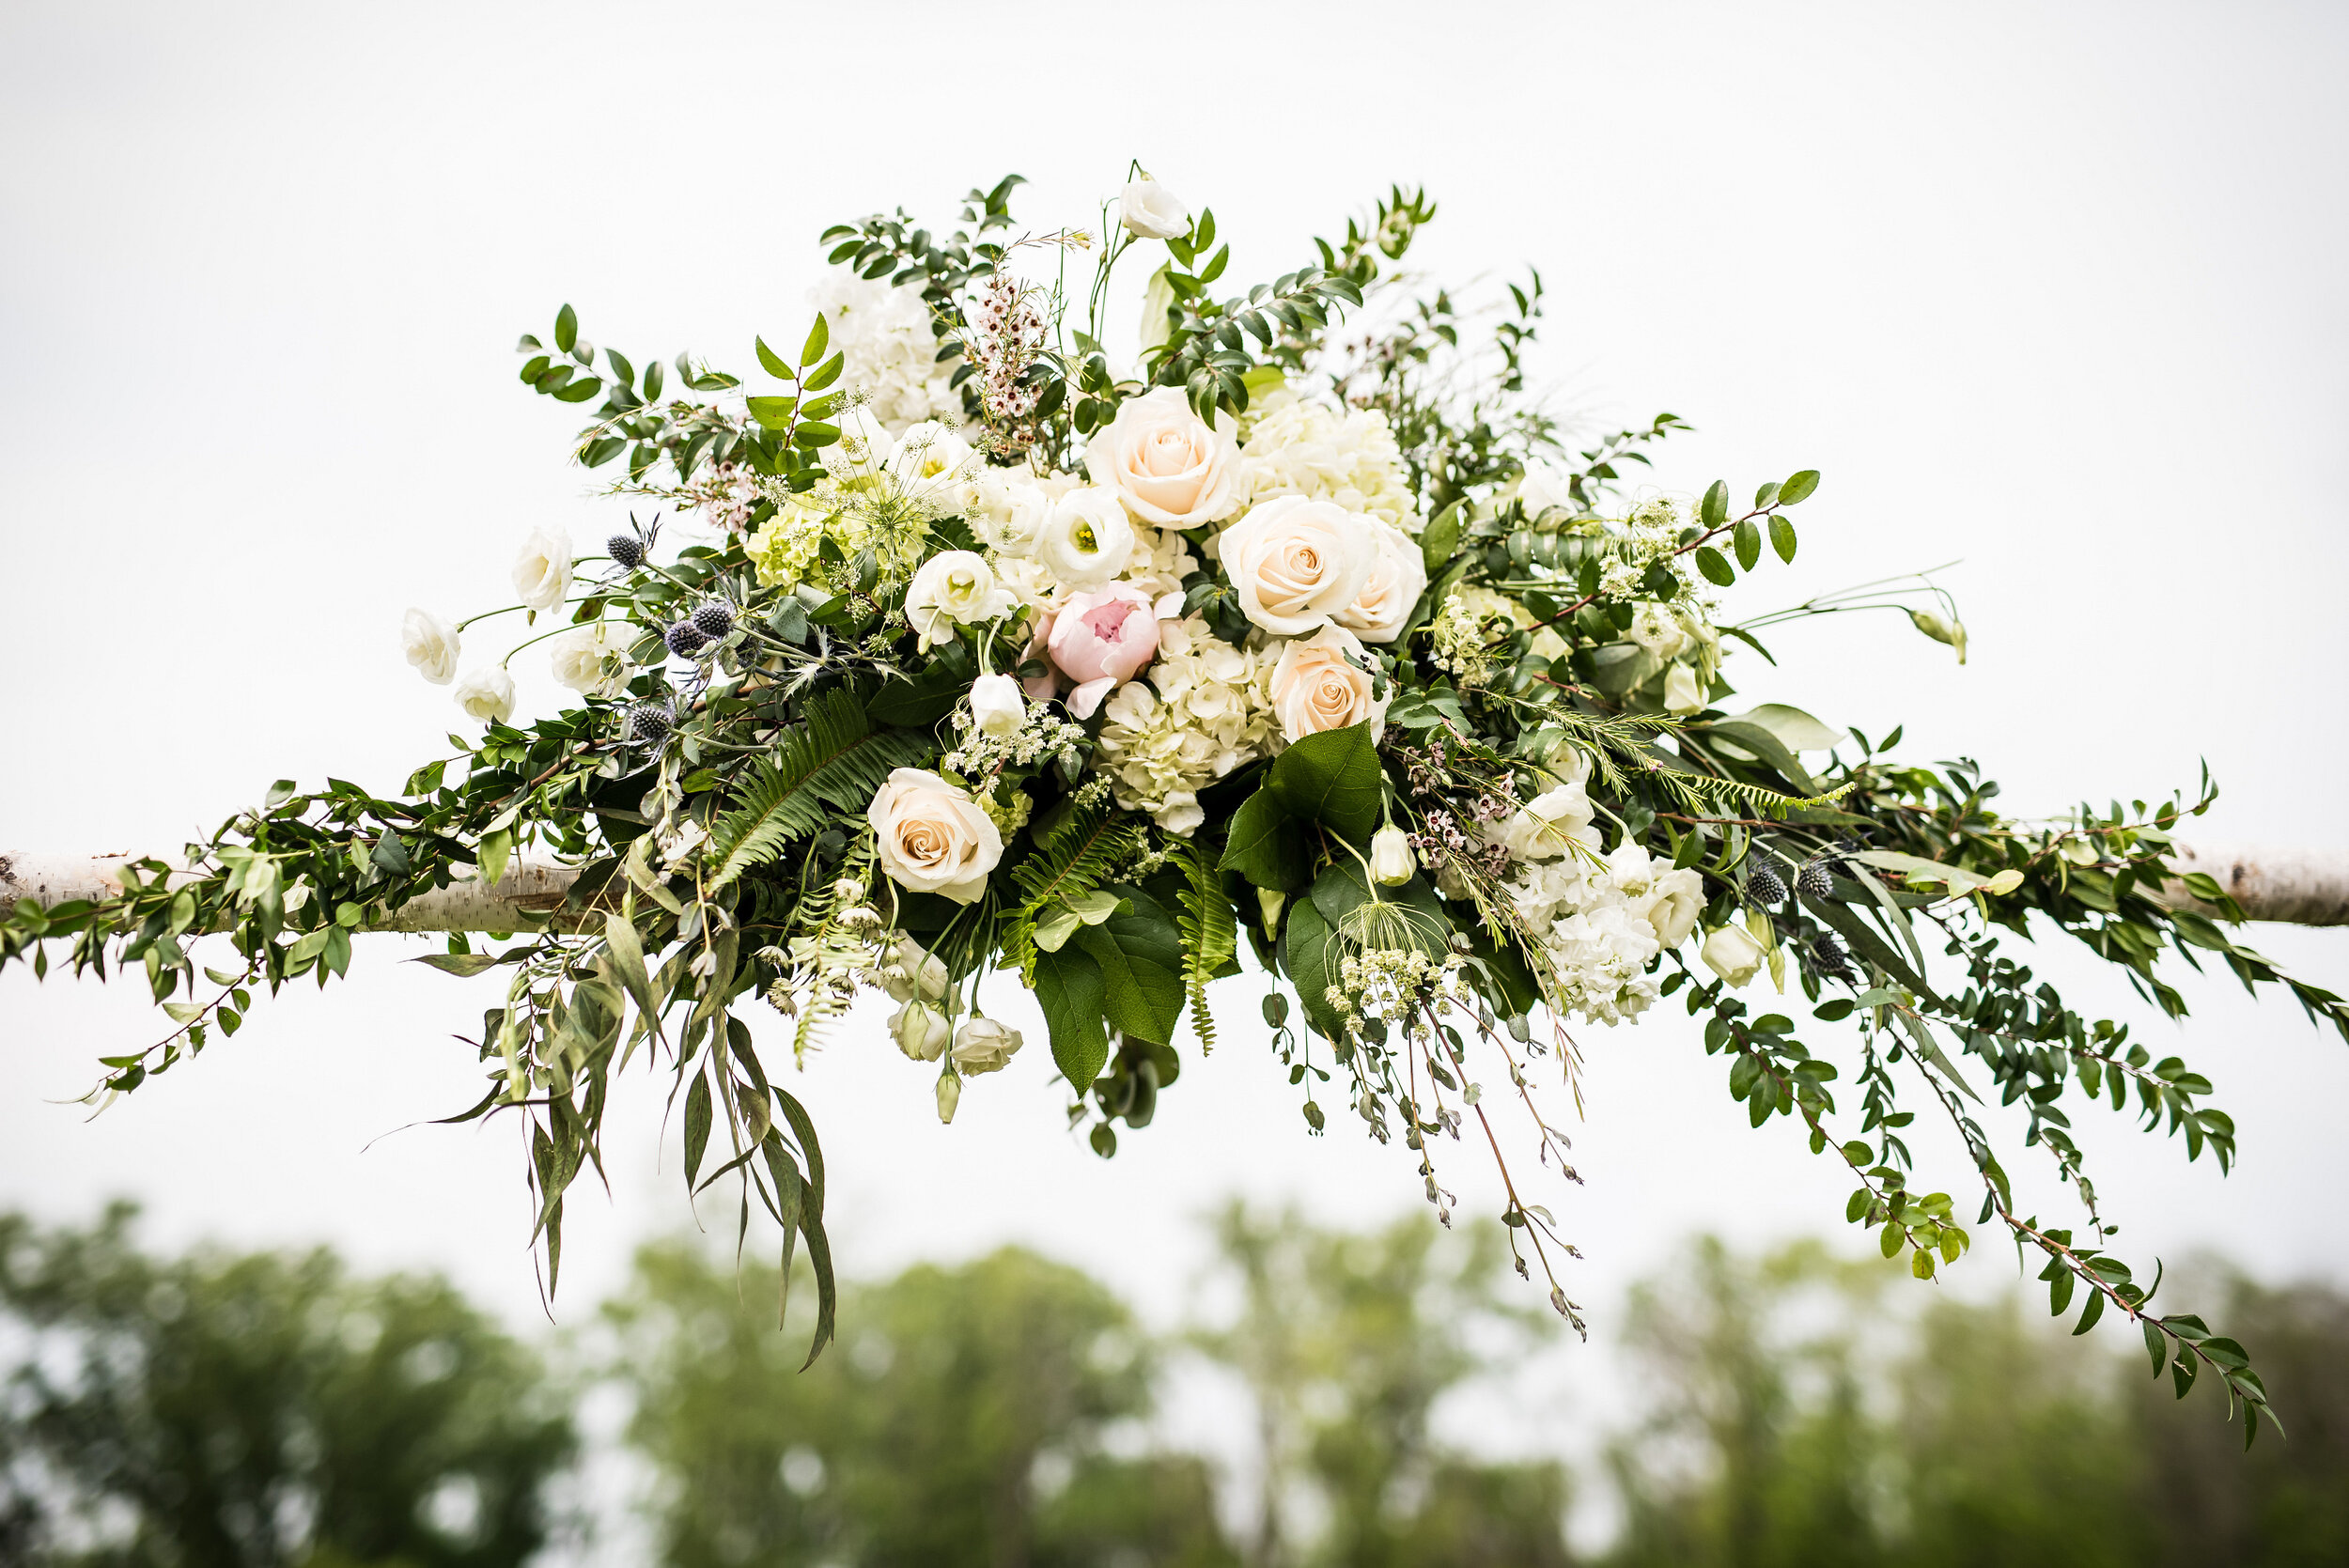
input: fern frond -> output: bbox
[708,690,930,890]
[1002,805,1144,980]
[1169,837,1238,1054]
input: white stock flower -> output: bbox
[1268,623,1388,743]
[400,609,460,686]
[1701,924,1765,988]
[1119,179,1190,240]
[1035,488,1136,590]
[1333,520,1428,644]
[1370,825,1416,886]
[904,551,1017,648]
[548,621,630,699]
[1495,784,1597,862]
[951,1017,1023,1075]
[889,1001,952,1062]
[510,527,573,613]
[867,768,1003,904]
[970,674,1025,737]
[1217,496,1376,637]
[453,667,516,724]
[1084,387,1239,526]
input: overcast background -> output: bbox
[4,1,2346,1557]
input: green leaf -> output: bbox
[683,1071,712,1185]
[1420,504,1462,577]
[1778,469,1820,505]
[1073,886,1187,1047]
[754,336,792,380]
[745,396,799,431]
[1694,546,1736,588]
[1220,789,1310,892]
[554,303,577,354]
[1034,943,1110,1088]
[1279,897,1346,1043]
[552,376,604,404]
[1770,513,1798,564]
[1267,722,1383,845]
[801,351,845,393]
[801,311,830,368]
[1701,479,1729,529]
[410,953,504,977]
[604,347,634,388]
[1733,517,1761,571]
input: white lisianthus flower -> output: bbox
[1083,387,1239,527]
[1119,179,1190,240]
[1701,924,1765,987]
[951,1017,1023,1075]
[1663,662,1707,716]
[887,420,975,490]
[1629,601,1691,661]
[400,609,460,685]
[904,551,1017,649]
[1495,784,1597,862]
[819,402,895,479]
[1515,462,1578,519]
[1267,623,1388,743]
[1333,520,1428,644]
[867,768,1003,904]
[1370,825,1416,887]
[510,527,573,613]
[453,667,516,724]
[889,1001,952,1062]
[880,935,950,1003]
[1216,496,1376,637]
[1035,488,1136,590]
[548,621,630,698]
[969,674,1025,737]
[1643,867,1706,948]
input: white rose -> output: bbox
[1083,387,1239,526]
[1333,520,1428,644]
[510,527,573,613]
[1268,623,1388,743]
[867,768,1003,905]
[1701,924,1765,988]
[951,1016,1023,1076]
[970,674,1025,737]
[1216,496,1376,637]
[548,621,630,698]
[904,551,1017,649]
[889,1001,952,1062]
[400,609,460,686]
[1370,825,1416,887]
[1119,179,1190,240]
[1663,662,1707,716]
[1496,784,1596,862]
[453,666,516,725]
[1035,488,1136,590]
[888,420,974,489]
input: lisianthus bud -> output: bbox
[1370,826,1415,887]
[970,674,1025,738]
[1909,609,1968,664]
[951,1017,1023,1076]
[1700,924,1765,988]
[880,936,950,1003]
[889,1001,951,1062]
[936,1070,962,1125]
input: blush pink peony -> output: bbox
[1030,585,1162,719]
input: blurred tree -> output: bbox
[1192,1203,1571,1568]
[605,1238,1237,1568]
[0,1202,573,1568]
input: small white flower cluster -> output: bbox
[1093,616,1280,834]
[807,272,960,433]
[941,701,1086,780]
[1327,945,1471,1045]
[1236,391,1419,532]
[965,272,1048,439]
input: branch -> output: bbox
[0,852,589,933]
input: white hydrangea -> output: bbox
[1093,617,1279,834]
[807,271,961,433]
[1499,835,1705,1027]
[1235,392,1418,532]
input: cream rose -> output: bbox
[510,527,573,613]
[867,768,1003,904]
[1268,624,1388,743]
[548,621,630,698]
[400,609,460,686]
[1035,487,1136,590]
[1084,387,1239,526]
[1333,520,1428,644]
[1216,496,1376,637]
[904,551,1017,649]
[1119,179,1190,240]
[951,1017,1023,1075]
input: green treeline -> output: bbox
[2,1204,2343,1566]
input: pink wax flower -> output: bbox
[1034,585,1161,719]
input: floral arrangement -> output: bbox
[7,170,2343,1439]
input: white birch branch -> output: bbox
[8,843,2349,930]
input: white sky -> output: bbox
[4,0,2347,1554]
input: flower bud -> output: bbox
[831,877,866,904]
[1700,924,1765,988]
[1258,888,1286,930]
[1369,825,1415,887]
[970,674,1026,738]
[936,1070,962,1125]
[889,1001,951,1062]
[1909,609,1968,664]
[879,936,950,1003]
[951,1017,1023,1076]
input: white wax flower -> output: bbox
[1035,488,1136,590]
[867,768,1003,905]
[1119,179,1190,240]
[1701,924,1765,988]
[453,667,516,724]
[904,551,1017,649]
[400,609,460,686]
[509,527,574,613]
[970,674,1025,737]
